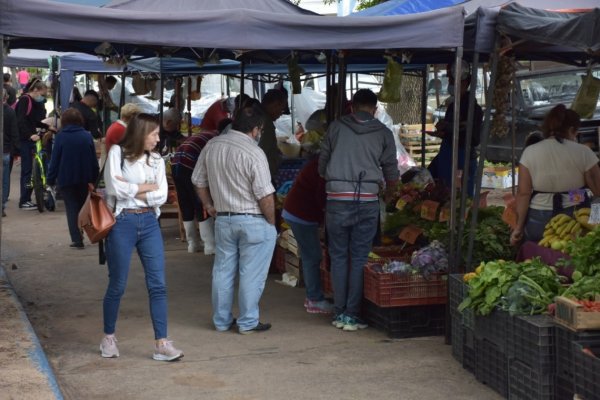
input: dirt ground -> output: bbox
[0,168,503,400]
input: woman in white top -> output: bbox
[99,113,183,361]
[511,104,600,245]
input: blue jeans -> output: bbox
[2,153,10,210]
[524,207,575,243]
[212,215,277,331]
[60,183,88,244]
[103,211,168,339]
[286,220,324,302]
[326,200,380,318]
[19,140,34,205]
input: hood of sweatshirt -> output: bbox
[338,111,383,135]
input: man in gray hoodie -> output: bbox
[318,89,399,331]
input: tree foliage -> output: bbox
[322,0,387,11]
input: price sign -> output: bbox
[420,200,440,221]
[589,202,600,225]
[439,206,450,222]
[398,225,424,245]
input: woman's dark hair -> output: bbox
[120,113,159,163]
[231,104,266,133]
[25,77,47,93]
[60,108,84,127]
[541,104,581,141]
[524,131,544,148]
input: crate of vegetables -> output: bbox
[555,296,600,331]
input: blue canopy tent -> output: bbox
[351,0,467,16]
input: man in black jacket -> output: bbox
[3,90,20,216]
[3,73,17,106]
[72,89,101,138]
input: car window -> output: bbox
[518,69,600,108]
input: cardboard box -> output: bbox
[555,296,600,331]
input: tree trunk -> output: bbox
[384,73,423,124]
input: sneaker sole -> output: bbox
[343,324,358,331]
[331,321,345,329]
[152,352,184,361]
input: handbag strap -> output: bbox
[94,145,125,190]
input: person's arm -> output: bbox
[142,156,168,206]
[258,194,276,225]
[197,187,217,218]
[380,129,400,202]
[46,134,62,187]
[7,108,20,155]
[584,164,600,197]
[105,146,155,199]
[511,165,532,245]
[318,123,336,177]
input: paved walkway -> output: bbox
[0,169,502,400]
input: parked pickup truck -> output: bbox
[486,66,600,163]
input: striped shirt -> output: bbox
[192,129,274,214]
[171,132,217,171]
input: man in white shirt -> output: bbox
[192,104,277,335]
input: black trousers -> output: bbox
[61,183,89,244]
[172,165,204,222]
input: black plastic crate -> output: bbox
[555,324,600,381]
[362,300,445,339]
[452,315,464,364]
[508,359,554,400]
[463,327,476,372]
[475,337,509,398]
[573,340,600,400]
[449,274,464,317]
[507,315,555,373]
[554,375,574,400]
[475,308,510,351]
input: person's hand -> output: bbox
[510,228,523,246]
[30,134,40,142]
[205,204,217,218]
[434,120,450,136]
[115,176,128,183]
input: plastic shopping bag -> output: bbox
[378,56,403,103]
[571,70,600,119]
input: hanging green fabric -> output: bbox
[571,69,600,119]
[378,56,403,103]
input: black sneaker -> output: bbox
[70,242,85,249]
[238,322,271,335]
[19,201,37,210]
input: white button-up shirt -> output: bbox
[192,129,274,214]
[104,145,168,217]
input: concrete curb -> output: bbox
[0,265,64,400]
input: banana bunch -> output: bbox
[539,213,584,250]
[574,208,596,230]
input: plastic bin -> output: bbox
[362,300,445,339]
[507,315,555,373]
[508,359,554,400]
[475,337,508,398]
[555,324,600,381]
[363,263,447,307]
[573,340,600,400]
[475,308,510,351]
[451,314,464,364]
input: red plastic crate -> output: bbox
[274,245,286,274]
[363,263,447,307]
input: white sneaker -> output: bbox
[100,335,119,358]
[153,340,184,362]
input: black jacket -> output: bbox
[3,104,19,154]
[16,94,47,142]
[71,101,101,139]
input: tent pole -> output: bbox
[456,51,480,268]
[0,35,4,251]
[466,43,500,271]
[511,74,517,195]
[448,47,463,274]
[187,76,192,136]
[240,61,245,101]
[337,51,347,121]
[118,68,126,119]
[159,55,164,147]
[421,66,428,168]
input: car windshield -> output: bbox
[519,69,600,108]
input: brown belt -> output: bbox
[121,207,154,214]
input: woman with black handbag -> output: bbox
[101,113,183,361]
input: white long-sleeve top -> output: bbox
[104,145,167,217]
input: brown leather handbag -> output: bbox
[78,158,116,244]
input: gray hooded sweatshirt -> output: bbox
[318,111,399,199]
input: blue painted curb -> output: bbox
[0,265,64,400]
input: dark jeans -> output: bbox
[326,200,379,318]
[19,140,34,205]
[287,220,324,302]
[172,165,203,222]
[61,183,89,244]
[3,153,10,210]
